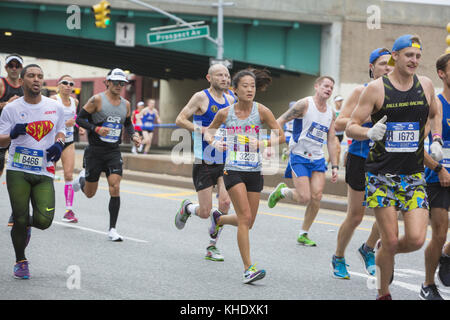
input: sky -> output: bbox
[385,0,450,6]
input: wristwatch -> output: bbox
[434,163,443,173]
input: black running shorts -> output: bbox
[426,183,450,211]
[223,170,263,193]
[83,145,123,182]
[192,161,224,192]
[345,152,366,192]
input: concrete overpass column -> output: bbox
[320,22,342,93]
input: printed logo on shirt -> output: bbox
[447,119,450,128]
[44,110,57,115]
[211,105,219,113]
[26,120,54,142]
[19,112,27,121]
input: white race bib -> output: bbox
[12,147,43,172]
[100,122,122,143]
[385,122,419,152]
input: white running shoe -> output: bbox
[108,228,123,242]
[72,169,85,192]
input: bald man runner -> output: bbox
[174,64,238,261]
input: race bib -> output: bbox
[226,134,259,168]
[306,122,328,144]
[385,122,419,152]
[143,121,154,131]
[100,122,122,143]
[442,141,450,168]
[65,126,74,143]
[12,147,43,172]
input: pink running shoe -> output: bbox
[62,210,78,223]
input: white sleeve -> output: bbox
[55,104,66,135]
[0,106,13,135]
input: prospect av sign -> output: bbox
[147,25,210,45]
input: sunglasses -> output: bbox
[59,80,75,87]
[6,63,22,69]
[111,80,126,87]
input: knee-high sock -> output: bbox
[64,182,74,210]
[109,196,120,229]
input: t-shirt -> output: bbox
[0,96,65,178]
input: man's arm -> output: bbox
[75,94,108,136]
[175,92,205,133]
[277,98,308,128]
[335,86,364,132]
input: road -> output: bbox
[0,172,448,302]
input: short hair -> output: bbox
[315,76,335,85]
[436,53,450,74]
[20,64,43,79]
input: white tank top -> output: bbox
[289,96,333,160]
[56,94,77,143]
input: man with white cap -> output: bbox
[1,54,24,227]
[73,68,141,241]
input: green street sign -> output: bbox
[147,25,210,45]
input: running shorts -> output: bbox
[223,170,263,192]
[365,172,428,211]
[83,145,123,182]
[285,153,327,179]
[426,183,450,211]
[345,153,366,192]
[192,161,224,192]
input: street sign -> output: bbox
[147,25,209,45]
[209,58,233,69]
[115,22,135,47]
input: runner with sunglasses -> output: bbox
[50,75,84,223]
[1,54,24,227]
[73,68,141,241]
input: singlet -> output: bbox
[284,119,294,143]
[141,109,157,131]
[132,109,142,131]
[289,96,333,161]
[0,96,65,178]
[88,92,128,148]
[193,89,230,164]
[228,89,238,103]
[224,102,262,172]
[425,93,450,183]
[55,94,77,143]
[348,83,373,159]
[365,75,429,175]
[0,77,24,116]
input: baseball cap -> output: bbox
[5,54,23,66]
[388,35,422,66]
[369,48,391,78]
[334,95,344,102]
[106,68,129,82]
[137,101,144,106]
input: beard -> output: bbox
[25,85,41,97]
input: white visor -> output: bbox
[106,68,128,82]
[5,55,23,66]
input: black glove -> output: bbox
[46,140,64,162]
[10,123,28,139]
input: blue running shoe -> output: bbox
[358,244,376,276]
[332,255,350,279]
[14,260,30,279]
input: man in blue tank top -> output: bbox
[331,48,392,280]
[74,68,141,242]
[420,53,450,299]
[174,64,236,261]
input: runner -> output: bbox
[0,64,65,279]
[139,98,161,154]
[205,68,285,283]
[346,34,443,300]
[0,54,24,227]
[73,68,141,241]
[331,48,392,279]
[50,75,83,223]
[174,64,235,261]
[267,76,339,247]
[131,101,144,154]
[419,52,450,300]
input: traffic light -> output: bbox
[92,0,111,28]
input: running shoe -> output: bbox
[297,233,317,247]
[72,169,85,192]
[268,182,287,208]
[7,214,13,227]
[14,260,30,279]
[175,199,192,230]
[376,293,392,300]
[62,210,78,223]
[438,254,450,287]
[209,210,223,240]
[205,245,224,262]
[357,243,376,276]
[243,264,266,284]
[419,283,444,300]
[331,255,350,279]
[108,228,123,242]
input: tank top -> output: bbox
[55,94,77,143]
[88,92,128,148]
[425,93,450,183]
[193,89,230,163]
[365,75,429,175]
[0,77,24,116]
[141,109,156,131]
[348,83,373,159]
[224,102,262,172]
[289,96,333,161]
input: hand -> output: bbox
[430,140,444,162]
[10,123,28,139]
[65,118,76,127]
[132,134,142,147]
[95,126,110,137]
[79,127,86,135]
[438,168,450,187]
[46,140,64,162]
[331,167,338,183]
[212,138,227,152]
[367,115,387,141]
